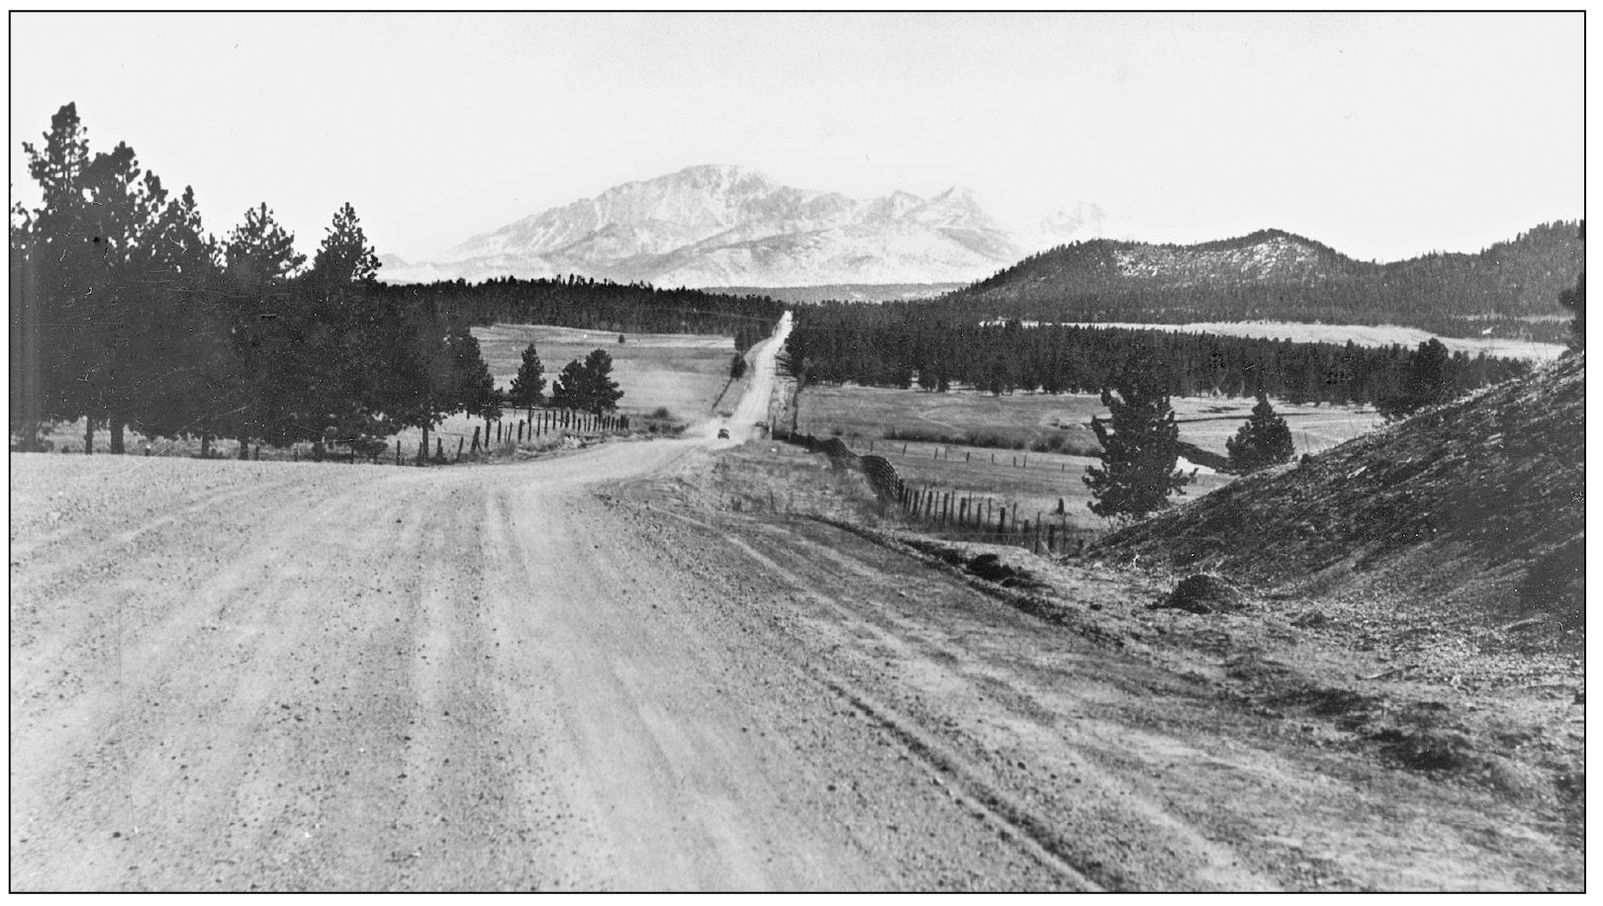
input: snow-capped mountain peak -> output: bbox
[382,166,1103,288]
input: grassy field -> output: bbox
[1064,321,1568,363]
[784,383,1381,536]
[472,323,744,422]
[34,323,748,461]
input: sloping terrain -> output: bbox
[942,223,1582,339]
[1095,353,1585,638]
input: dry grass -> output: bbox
[1064,321,1567,363]
[784,383,1378,535]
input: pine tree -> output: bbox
[1560,272,1584,353]
[20,105,104,450]
[508,342,546,420]
[222,203,306,448]
[550,359,588,413]
[450,328,498,423]
[551,348,624,415]
[1083,356,1192,521]
[1226,391,1295,473]
[1559,222,1583,353]
[1377,338,1452,420]
[300,202,385,442]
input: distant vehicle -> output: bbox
[717,428,730,439]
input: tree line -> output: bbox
[781,303,1530,416]
[8,103,509,458]
[372,275,786,355]
[8,103,769,457]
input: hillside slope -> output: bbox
[942,223,1582,340]
[1095,353,1585,636]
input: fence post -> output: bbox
[1048,523,1057,553]
[997,506,1006,536]
[903,443,908,455]
[966,451,971,462]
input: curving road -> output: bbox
[10,314,1575,891]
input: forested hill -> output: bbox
[373,276,788,352]
[937,222,1582,341]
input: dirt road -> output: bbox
[9,319,1577,891]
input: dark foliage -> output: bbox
[508,343,546,410]
[369,275,785,355]
[1226,392,1295,473]
[1084,356,1193,521]
[782,304,1529,410]
[551,348,624,415]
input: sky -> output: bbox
[9,11,1584,265]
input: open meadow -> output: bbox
[1061,321,1568,363]
[786,383,1380,536]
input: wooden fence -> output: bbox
[777,429,1094,556]
[289,408,631,466]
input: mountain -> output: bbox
[379,165,1086,288]
[940,223,1584,340]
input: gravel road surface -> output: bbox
[11,316,1573,890]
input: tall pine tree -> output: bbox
[508,342,546,421]
[1084,356,1192,521]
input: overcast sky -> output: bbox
[9,11,1583,264]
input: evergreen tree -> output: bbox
[1226,391,1295,473]
[729,352,748,380]
[508,342,546,419]
[128,182,225,453]
[1560,272,1584,353]
[1559,222,1583,353]
[550,359,588,413]
[450,328,498,423]
[299,202,386,441]
[21,105,105,450]
[1083,356,1192,521]
[1378,338,1452,420]
[221,203,306,448]
[551,348,624,415]
[310,201,380,288]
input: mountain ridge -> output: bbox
[380,164,1083,288]
[936,221,1582,340]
